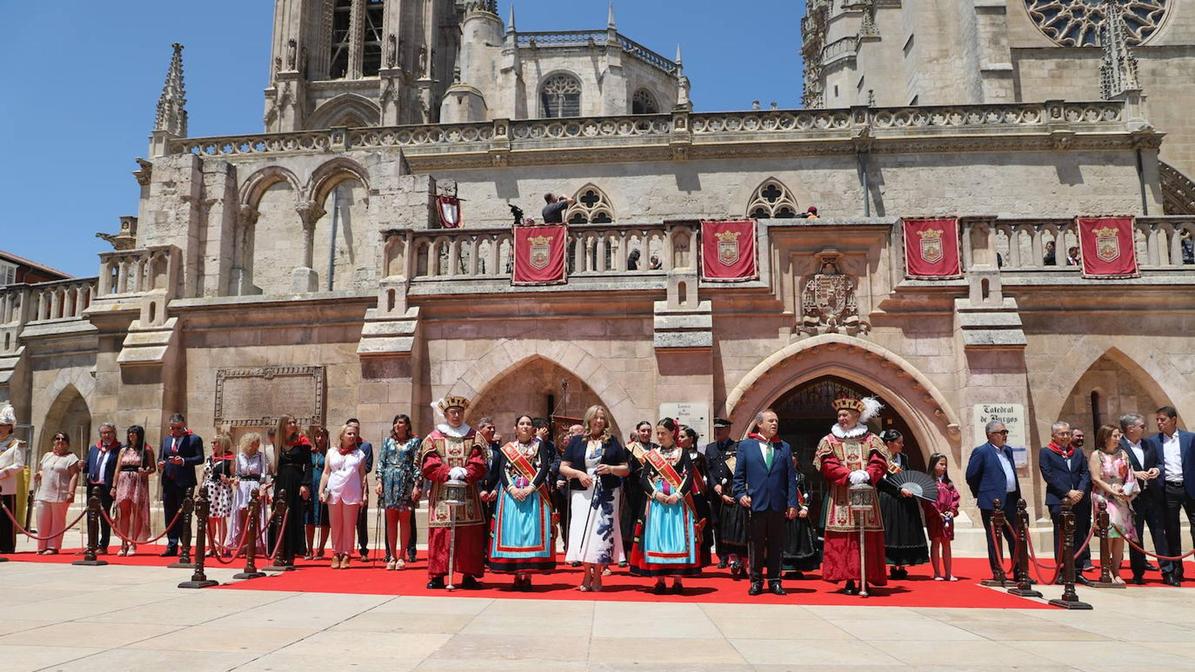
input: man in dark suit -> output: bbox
[157,413,204,556]
[965,420,1021,579]
[1038,421,1092,584]
[732,409,798,596]
[83,423,121,554]
[704,417,736,568]
[1120,413,1166,584]
[1155,405,1195,586]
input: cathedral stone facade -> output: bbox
[2,0,1194,549]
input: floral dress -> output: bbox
[1094,449,1138,542]
[378,436,420,510]
[202,455,233,519]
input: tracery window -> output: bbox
[540,73,582,118]
[1024,0,1169,47]
[565,185,615,224]
[746,179,799,219]
[362,0,386,76]
[329,0,353,79]
[632,88,659,114]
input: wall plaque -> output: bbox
[973,403,1028,468]
[214,366,326,429]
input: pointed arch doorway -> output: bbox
[771,375,924,523]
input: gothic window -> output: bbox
[540,73,582,118]
[565,185,615,224]
[746,179,799,219]
[1024,0,1169,47]
[329,0,353,79]
[362,0,385,76]
[632,88,659,114]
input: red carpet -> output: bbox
[7,548,1192,608]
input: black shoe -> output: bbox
[717,558,728,569]
[896,568,909,579]
[461,575,482,590]
[748,581,763,596]
[730,561,743,580]
[1145,563,1159,572]
[1163,574,1182,587]
[426,576,445,589]
[889,567,900,580]
[160,547,178,557]
[1074,575,1092,587]
[407,550,418,563]
[769,581,787,596]
[1132,575,1146,585]
[671,582,685,595]
[843,580,858,595]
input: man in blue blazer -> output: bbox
[157,413,204,556]
[1155,405,1195,586]
[1120,413,1167,584]
[732,409,798,596]
[83,423,121,554]
[1038,421,1092,584]
[966,420,1021,579]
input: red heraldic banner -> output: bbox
[513,225,567,285]
[436,195,462,228]
[700,220,758,281]
[902,218,962,279]
[1077,216,1139,279]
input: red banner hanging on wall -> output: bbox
[700,220,758,282]
[902,218,962,279]
[513,225,567,285]
[436,195,462,228]
[1076,216,1139,278]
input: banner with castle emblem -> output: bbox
[902,218,961,279]
[700,220,757,281]
[436,195,462,229]
[513,225,567,285]
[1077,216,1138,278]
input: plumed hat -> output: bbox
[832,394,883,424]
[0,402,14,426]
[434,396,471,415]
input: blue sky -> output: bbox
[0,1,806,277]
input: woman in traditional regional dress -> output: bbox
[201,434,234,558]
[488,415,556,590]
[814,395,890,595]
[112,426,155,556]
[272,414,312,566]
[231,432,271,556]
[378,414,421,570]
[304,426,331,560]
[877,429,929,578]
[631,418,703,594]
[561,404,629,592]
[1089,424,1138,585]
[680,425,714,567]
[781,464,821,578]
[622,421,657,561]
[709,436,749,578]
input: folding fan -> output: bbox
[888,469,939,502]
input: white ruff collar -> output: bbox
[831,424,869,439]
[436,423,473,438]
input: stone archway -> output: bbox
[1056,349,1174,434]
[40,384,91,461]
[726,334,962,469]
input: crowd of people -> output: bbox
[4,397,1193,596]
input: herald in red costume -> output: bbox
[420,396,489,584]
[814,395,890,591]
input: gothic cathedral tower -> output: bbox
[263,0,462,131]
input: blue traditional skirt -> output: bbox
[488,488,556,573]
[630,491,702,577]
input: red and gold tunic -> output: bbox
[814,427,890,585]
[420,426,489,578]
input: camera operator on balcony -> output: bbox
[541,193,576,224]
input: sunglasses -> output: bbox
[990,430,1010,435]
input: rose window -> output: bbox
[1024,0,1169,47]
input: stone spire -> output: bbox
[507,3,516,32]
[154,43,188,137]
[674,44,683,75]
[1100,0,1140,99]
[607,2,617,30]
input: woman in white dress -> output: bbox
[559,405,630,592]
[230,432,272,556]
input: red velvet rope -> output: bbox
[99,506,185,546]
[0,501,87,542]
[1113,523,1195,562]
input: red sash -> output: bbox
[644,449,705,532]
[500,440,548,500]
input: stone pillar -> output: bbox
[292,200,324,292]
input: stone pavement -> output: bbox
[2,560,1194,672]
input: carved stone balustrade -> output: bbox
[28,278,98,323]
[97,246,181,300]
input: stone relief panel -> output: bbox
[798,252,870,336]
[214,365,326,429]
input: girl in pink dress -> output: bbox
[922,452,961,581]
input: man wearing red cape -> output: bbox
[814,394,890,595]
[420,395,489,589]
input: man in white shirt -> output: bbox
[1155,405,1195,586]
[1120,413,1166,584]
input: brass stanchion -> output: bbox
[1049,502,1093,609]
[1008,499,1042,598]
[179,489,218,589]
[233,489,266,580]
[72,495,108,566]
[1089,500,1124,589]
[263,489,292,572]
[168,487,195,568]
[979,499,1009,587]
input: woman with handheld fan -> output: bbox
[877,429,930,579]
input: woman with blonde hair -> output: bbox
[319,423,367,569]
[112,426,155,556]
[201,434,234,557]
[559,404,629,591]
[231,432,271,555]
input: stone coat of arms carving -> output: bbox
[799,255,870,336]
